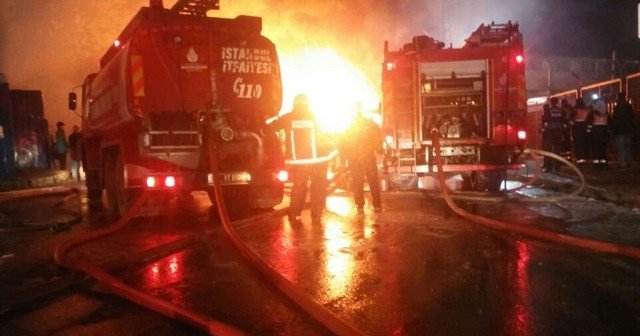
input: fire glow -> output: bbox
[279,48,379,134]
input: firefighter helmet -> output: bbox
[293,94,309,109]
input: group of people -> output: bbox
[269,94,383,222]
[53,121,83,181]
[541,93,636,171]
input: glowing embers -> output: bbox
[145,175,180,189]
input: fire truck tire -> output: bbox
[85,169,103,211]
[478,170,505,192]
[114,154,141,217]
[104,155,119,214]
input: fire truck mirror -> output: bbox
[68,92,77,111]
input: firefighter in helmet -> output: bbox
[268,94,336,221]
[540,97,568,171]
[341,103,383,213]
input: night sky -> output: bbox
[0,0,639,127]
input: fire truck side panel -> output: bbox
[80,4,284,213]
[382,22,526,191]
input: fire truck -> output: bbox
[381,22,527,192]
[69,0,286,215]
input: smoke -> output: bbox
[0,0,636,128]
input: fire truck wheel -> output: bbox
[104,155,119,214]
[85,169,103,211]
[478,170,505,192]
[114,154,141,217]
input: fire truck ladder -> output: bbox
[395,146,419,174]
[464,21,519,47]
[171,0,220,16]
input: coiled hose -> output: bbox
[431,130,640,260]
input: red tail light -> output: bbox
[277,170,289,182]
[146,176,157,188]
[164,176,176,188]
[517,130,527,141]
[515,55,524,64]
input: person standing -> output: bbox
[587,97,610,169]
[540,97,567,171]
[341,104,383,213]
[610,93,636,168]
[268,94,335,221]
[571,97,590,164]
[55,121,68,170]
[560,98,574,156]
[68,125,83,181]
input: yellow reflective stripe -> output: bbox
[285,150,339,165]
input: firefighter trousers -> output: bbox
[590,126,609,162]
[542,130,564,170]
[349,154,381,209]
[289,163,328,218]
[572,122,589,161]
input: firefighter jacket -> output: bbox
[572,107,589,123]
[586,106,609,132]
[340,116,383,160]
[610,99,636,135]
[267,108,336,165]
[541,105,567,133]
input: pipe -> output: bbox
[431,130,640,260]
[205,119,365,336]
[236,131,264,165]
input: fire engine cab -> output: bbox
[382,22,527,192]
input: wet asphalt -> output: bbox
[2,187,640,335]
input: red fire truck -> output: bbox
[69,0,286,215]
[381,22,527,192]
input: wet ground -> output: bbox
[1,184,640,335]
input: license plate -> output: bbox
[208,172,252,185]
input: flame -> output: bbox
[279,48,379,134]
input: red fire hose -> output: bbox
[205,122,365,336]
[431,130,640,260]
[54,191,245,336]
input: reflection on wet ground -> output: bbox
[69,190,640,335]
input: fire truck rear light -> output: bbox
[164,176,176,188]
[146,176,157,188]
[517,130,527,141]
[385,61,396,71]
[515,55,524,64]
[277,170,289,182]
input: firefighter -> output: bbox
[587,97,610,169]
[571,97,590,164]
[540,97,567,171]
[610,93,635,168]
[268,94,335,221]
[341,104,383,213]
[560,98,574,157]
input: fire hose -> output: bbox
[431,129,640,260]
[442,148,586,203]
[54,191,245,336]
[55,118,363,336]
[205,120,365,336]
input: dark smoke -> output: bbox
[1,0,637,128]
